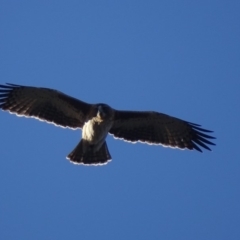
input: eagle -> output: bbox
[0,83,215,166]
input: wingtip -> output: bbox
[6,83,22,87]
[0,83,22,89]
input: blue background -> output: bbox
[0,1,239,239]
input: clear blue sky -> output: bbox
[0,1,239,239]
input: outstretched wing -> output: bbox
[0,83,92,129]
[110,110,215,152]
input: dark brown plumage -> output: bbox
[0,83,215,165]
[110,110,215,152]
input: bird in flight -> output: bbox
[0,83,215,166]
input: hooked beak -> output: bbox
[97,105,105,119]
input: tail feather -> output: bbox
[67,140,112,166]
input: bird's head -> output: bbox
[94,104,113,121]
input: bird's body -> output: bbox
[82,105,113,145]
[69,105,114,165]
[0,83,215,166]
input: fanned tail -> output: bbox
[67,140,112,166]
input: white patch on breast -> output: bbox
[82,119,113,145]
